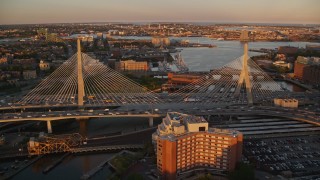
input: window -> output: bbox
[199,127,206,131]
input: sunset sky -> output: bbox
[1,0,319,25]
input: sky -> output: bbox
[0,0,319,25]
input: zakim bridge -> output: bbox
[18,33,284,108]
[0,31,298,133]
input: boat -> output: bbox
[217,38,224,41]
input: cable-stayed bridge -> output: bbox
[2,33,318,133]
[19,39,161,106]
[18,34,284,107]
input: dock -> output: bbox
[2,155,43,180]
[42,153,70,173]
[80,151,134,180]
[71,144,144,153]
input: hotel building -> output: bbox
[152,112,243,179]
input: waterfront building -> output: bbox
[278,46,299,56]
[167,72,201,84]
[162,72,202,92]
[152,112,243,179]
[294,56,320,85]
[115,60,148,71]
[306,44,320,52]
[152,37,170,47]
[273,61,293,70]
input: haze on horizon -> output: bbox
[0,0,319,25]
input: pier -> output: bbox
[71,144,144,153]
[2,155,43,180]
[42,153,70,173]
[80,150,135,179]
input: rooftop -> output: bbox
[167,112,207,124]
[153,112,241,142]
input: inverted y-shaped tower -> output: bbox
[235,30,253,105]
[77,37,85,106]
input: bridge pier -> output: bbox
[77,118,89,137]
[47,120,52,134]
[148,117,153,127]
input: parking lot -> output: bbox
[244,135,320,179]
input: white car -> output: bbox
[67,113,72,116]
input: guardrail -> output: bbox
[71,144,144,153]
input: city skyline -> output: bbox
[1,0,320,25]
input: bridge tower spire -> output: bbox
[77,37,85,106]
[235,30,253,105]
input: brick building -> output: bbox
[294,56,320,85]
[152,112,243,179]
[162,72,202,92]
[115,60,148,71]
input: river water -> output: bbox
[12,153,116,180]
[111,36,320,71]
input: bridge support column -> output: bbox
[47,120,52,134]
[77,118,88,137]
[77,37,85,106]
[207,115,211,121]
[235,31,253,105]
[148,117,153,127]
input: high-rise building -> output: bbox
[152,112,243,179]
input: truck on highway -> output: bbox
[184,97,200,102]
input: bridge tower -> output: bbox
[235,30,253,105]
[77,38,85,106]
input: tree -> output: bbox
[228,163,255,180]
[197,173,214,180]
[126,173,144,180]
